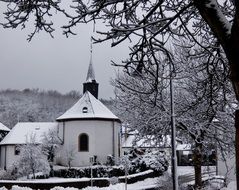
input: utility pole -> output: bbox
[124,156,128,190]
[90,156,94,187]
[170,63,178,190]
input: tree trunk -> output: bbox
[228,16,239,190]
[193,2,239,189]
[193,142,202,189]
[235,110,239,190]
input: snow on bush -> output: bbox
[42,129,63,163]
[123,148,168,174]
[52,149,168,179]
[0,164,19,180]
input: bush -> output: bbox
[123,148,169,174]
[52,148,168,178]
[52,165,125,178]
[0,165,18,180]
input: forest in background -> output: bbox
[0,89,116,128]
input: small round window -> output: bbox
[82,107,88,113]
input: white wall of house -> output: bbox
[0,145,19,169]
[0,146,6,169]
[57,120,120,167]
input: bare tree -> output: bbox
[1,0,239,187]
[42,129,63,163]
[113,63,170,139]
[171,44,234,188]
[16,134,50,179]
[113,47,235,188]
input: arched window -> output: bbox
[79,133,89,152]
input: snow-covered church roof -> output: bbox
[56,91,120,122]
[0,122,58,145]
[0,123,10,132]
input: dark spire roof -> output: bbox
[86,40,96,82]
[86,61,96,82]
[83,40,99,99]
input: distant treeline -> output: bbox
[0,89,116,128]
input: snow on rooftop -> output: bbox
[56,91,119,121]
[0,122,58,145]
[177,144,191,150]
[122,135,171,148]
[0,122,10,132]
[122,134,190,150]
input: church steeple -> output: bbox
[86,55,96,83]
[83,42,99,99]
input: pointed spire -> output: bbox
[86,60,96,82]
[86,38,96,82]
[83,38,99,99]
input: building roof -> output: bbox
[0,122,58,145]
[177,144,191,151]
[56,91,120,122]
[0,123,10,132]
[122,134,172,148]
[86,58,96,83]
[122,134,186,150]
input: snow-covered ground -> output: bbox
[221,181,236,190]
[81,177,161,190]
[0,177,162,190]
[0,166,233,190]
[177,166,216,176]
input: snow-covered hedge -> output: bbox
[52,165,125,178]
[0,168,18,180]
[125,148,168,174]
[52,148,168,178]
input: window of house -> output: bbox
[79,133,89,152]
[15,146,20,155]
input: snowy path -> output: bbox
[178,170,216,184]
[177,166,216,185]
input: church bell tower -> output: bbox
[83,45,99,99]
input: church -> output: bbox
[0,61,121,169]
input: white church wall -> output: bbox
[94,120,114,162]
[59,120,120,167]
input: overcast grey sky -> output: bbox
[0,3,130,99]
